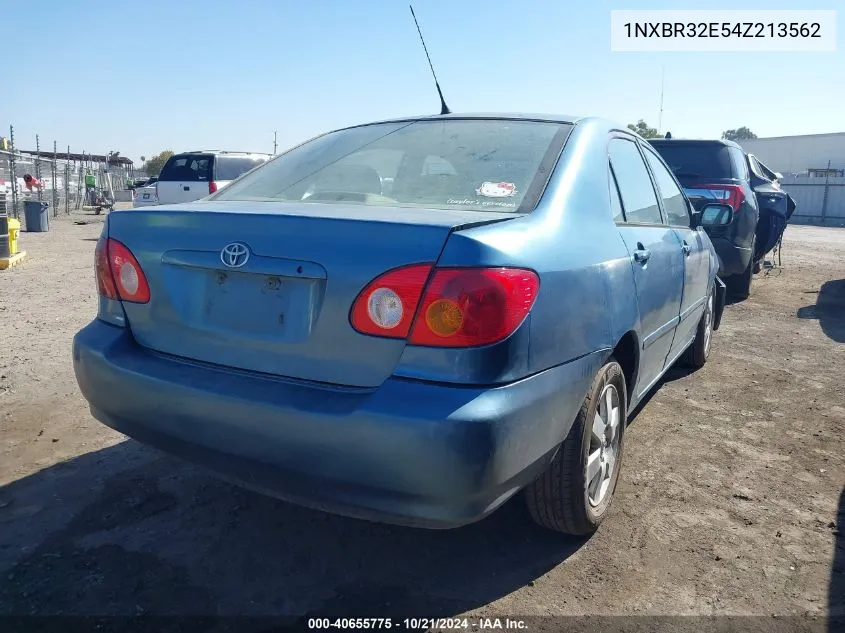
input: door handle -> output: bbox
[682,241,692,256]
[633,243,651,264]
[183,186,190,191]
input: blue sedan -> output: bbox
[73,114,729,534]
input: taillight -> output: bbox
[409,268,539,347]
[692,184,745,212]
[94,237,150,303]
[350,265,539,348]
[349,264,434,338]
[95,238,118,300]
[208,181,218,194]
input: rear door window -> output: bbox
[731,148,749,180]
[159,154,212,181]
[215,156,268,181]
[608,165,626,223]
[642,146,691,228]
[608,138,663,225]
[648,142,735,181]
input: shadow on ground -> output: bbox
[624,363,696,428]
[798,279,845,343]
[831,487,845,632]
[0,441,585,621]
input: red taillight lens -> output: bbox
[693,184,745,212]
[350,265,539,348]
[208,181,218,194]
[349,264,434,338]
[94,237,150,303]
[95,238,118,300]
[409,268,539,347]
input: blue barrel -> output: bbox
[0,214,9,258]
[23,200,49,232]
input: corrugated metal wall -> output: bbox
[781,176,845,227]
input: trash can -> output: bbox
[23,200,49,232]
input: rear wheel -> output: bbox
[682,285,715,369]
[525,359,626,535]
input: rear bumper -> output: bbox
[72,320,601,529]
[711,237,753,277]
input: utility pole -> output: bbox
[658,66,665,132]
[273,130,278,155]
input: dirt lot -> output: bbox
[0,210,843,628]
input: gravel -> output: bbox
[0,211,843,623]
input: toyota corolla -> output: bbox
[73,114,728,534]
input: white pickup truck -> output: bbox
[136,151,270,207]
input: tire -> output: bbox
[682,284,715,369]
[727,238,755,300]
[525,359,627,535]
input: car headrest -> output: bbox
[314,164,382,196]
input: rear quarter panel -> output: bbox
[394,119,640,384]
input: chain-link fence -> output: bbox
[1,125,143,220]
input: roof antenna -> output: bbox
[409,4,451,115]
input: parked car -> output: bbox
[154,151,270,205]
[648,138,795,299]
[745,153,796,266]
[129,177,158,190]
[73,114,728,535]
[132,183,158,208]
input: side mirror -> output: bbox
[699,203,733,228]
[774,172,784,181]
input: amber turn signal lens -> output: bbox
[425,299,463,337]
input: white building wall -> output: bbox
[737,133,845,175]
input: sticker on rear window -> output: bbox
[476,181,517,198]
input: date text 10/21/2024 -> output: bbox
[307,617,528,630]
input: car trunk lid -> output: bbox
[106,201,515,388]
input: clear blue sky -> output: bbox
[5,0,842,163]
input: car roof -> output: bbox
[178,151,272,157]
[354,112,585,126]
[648,138,743,150]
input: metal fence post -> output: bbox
[76,159,83,209]
[8,125,18,219]
[34,135,43,203]
[820,159,831,226]
[52,140,59,217]
[65,145,71,215]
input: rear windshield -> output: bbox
[215,156,267,181]
[159,154,212,182]
[212,119,570,213]
[648,141,736,181]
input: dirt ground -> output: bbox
[0,209,843,628]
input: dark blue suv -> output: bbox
[649,138,795,300]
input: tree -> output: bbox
[627,119,661,139]
[722,127,757,141]
[145,150,174,177]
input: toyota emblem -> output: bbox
[221,242,250,268]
